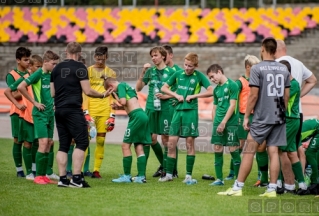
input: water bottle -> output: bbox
[305,165,312,187]
[153,85,161,111]
[89,125,97,138]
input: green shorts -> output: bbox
[238,113,253,140]
[169,105,175,121]
[18,118,34,143]
[145,108,171,135]
[33,115,54,139]
[279,118,300,152]
[123,108,152,145]
[10,113,20,138]
[211,124,240,146]
[169,109,198,137]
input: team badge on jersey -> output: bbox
[190,79,195,84]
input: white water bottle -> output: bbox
[89,125,97,138]
[153,85,161,111]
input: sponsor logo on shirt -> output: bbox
[42,85,50,88]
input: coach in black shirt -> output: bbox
[50,42,112,188]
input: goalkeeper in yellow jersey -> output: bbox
[83,46,117,178]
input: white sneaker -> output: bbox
[182,176,192,183]
[158,176,173,182]
[46,173,60,180]
[26,173,35,180]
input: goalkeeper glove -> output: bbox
[105,113,115,132]
[83,110,95,128]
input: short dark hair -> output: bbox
[163,45,173,54]
[16,47,31,60]
[78,55,86,65]
[149,46,167,62]
[66,42,81,54]
[262,37,277,56]
[43,50,59,62]
[279,60,291,73]
[95,46,108,57]
[206,64,224,75]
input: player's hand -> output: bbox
[243,117,250,131]
[83,111,95,127]
[302,142,309,149]
[33,101,45,111]
[15,103,26,111]
[175,94,184,102]
[105,113,116,132]
[102,88,114,98]
[155,93,169,100]
[186,95,194,102]
[143,63,151,72]
[217,122,225,133]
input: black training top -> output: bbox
[51,59,88,109]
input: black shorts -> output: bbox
[55,108,89,152]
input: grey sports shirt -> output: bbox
[249,60,290,124]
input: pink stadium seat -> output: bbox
[293,7,302,15]
[28,32,38,42]
[103,31,114,43]
[245,33,255,43]
[131,30,143,43]
[2,11,13,22]
[289,28,301,36]
[38,34,48,43]
[225,33,236,43]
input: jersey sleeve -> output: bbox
[235,79,242,91]
[290,79,299,97]
[301,64,312,81]
[6,73,16,87]
[117,83,127,99]
[166,72,178,87]
[249,66,260,88]
[213,88,218,105]
[142,68,152,85]
[229,82,239,100]
[9,77,25,91]
[110,68,117,78]
[200,73,211,89]
[25,70,41,85]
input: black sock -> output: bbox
[60,175,68,183]
[73,174,82,183]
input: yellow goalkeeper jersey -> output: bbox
[83,65,116,116]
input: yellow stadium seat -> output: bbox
[206,33,218,43]
[235,33,245,43]
[188,34,198,43]
[169,34,180,43]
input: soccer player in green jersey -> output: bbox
[206,64,241,186]
[301,118,319,195]
[160,53,213,183]
[18,51,59,185]
[276,60,309,195]
[6,47,31,177]
[151,45,183,178]
[103,77,151,183]
[136,46,175,178]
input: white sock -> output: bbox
[284,183,295,190]
[16,167,23,172]
[32,163,36,172]
[298,182,307,190]
[277,180,282,188]
[166,173,173,179]
[267,183,277,192]
[233,180,244,191]
[186,174,192,179]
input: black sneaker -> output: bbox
[83,171,93,177]
[173,169,178,178]
[58,179,70,187]
[202,174,215,181]
[258,182,268,187]
[276,186,285,194]
[309,183,319,195]
[17,171,25,177]
[69,179,91,188]
[152,165,163,177]
[296,188,310,195]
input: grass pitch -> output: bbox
[0,138,316,216]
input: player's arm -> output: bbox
[4,88,26,111]
[212,104,216,121]
[18,80,45,110]
[81,80,111,98]
[186,86,213,102]
[284,87,290,111]
[161,82,183,102]
[50,82,55,98]
[136,63,151,92]
[245,87,258,119]
[6,74,22,100]
[301,74,317,97]
[221,99,236,125]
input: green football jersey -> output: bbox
[142,66,175,111]
[9,77,25,91]
[25,68,54,116]
[213,78,239,125]
[117,82,137,101]
[301,118,319,142]
[169,64,183,106]
[286,78,300,119]
[165,70,211,110]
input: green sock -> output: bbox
[229,158,234,175]
[36,152,46,176]
[214,152,223,180]
[123,156,132,176]
[46,146,54,175]
[43,153,49,176]
[83,147,90,172]
[230,150,241,178]
[292,161,305,183]
[256,151,269,183]
[22,146,32,175]
[186,155,195,175]
[151,142,163,165]
[31,140,38,164]
[163,147,168,172]
[166,156,176,175]
[174,146,178,171]
[13,142,22,168]
[67,145,74,171]
[306,149,319,183]
[137,155,146,176]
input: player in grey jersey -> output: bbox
[218,37,290,197]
